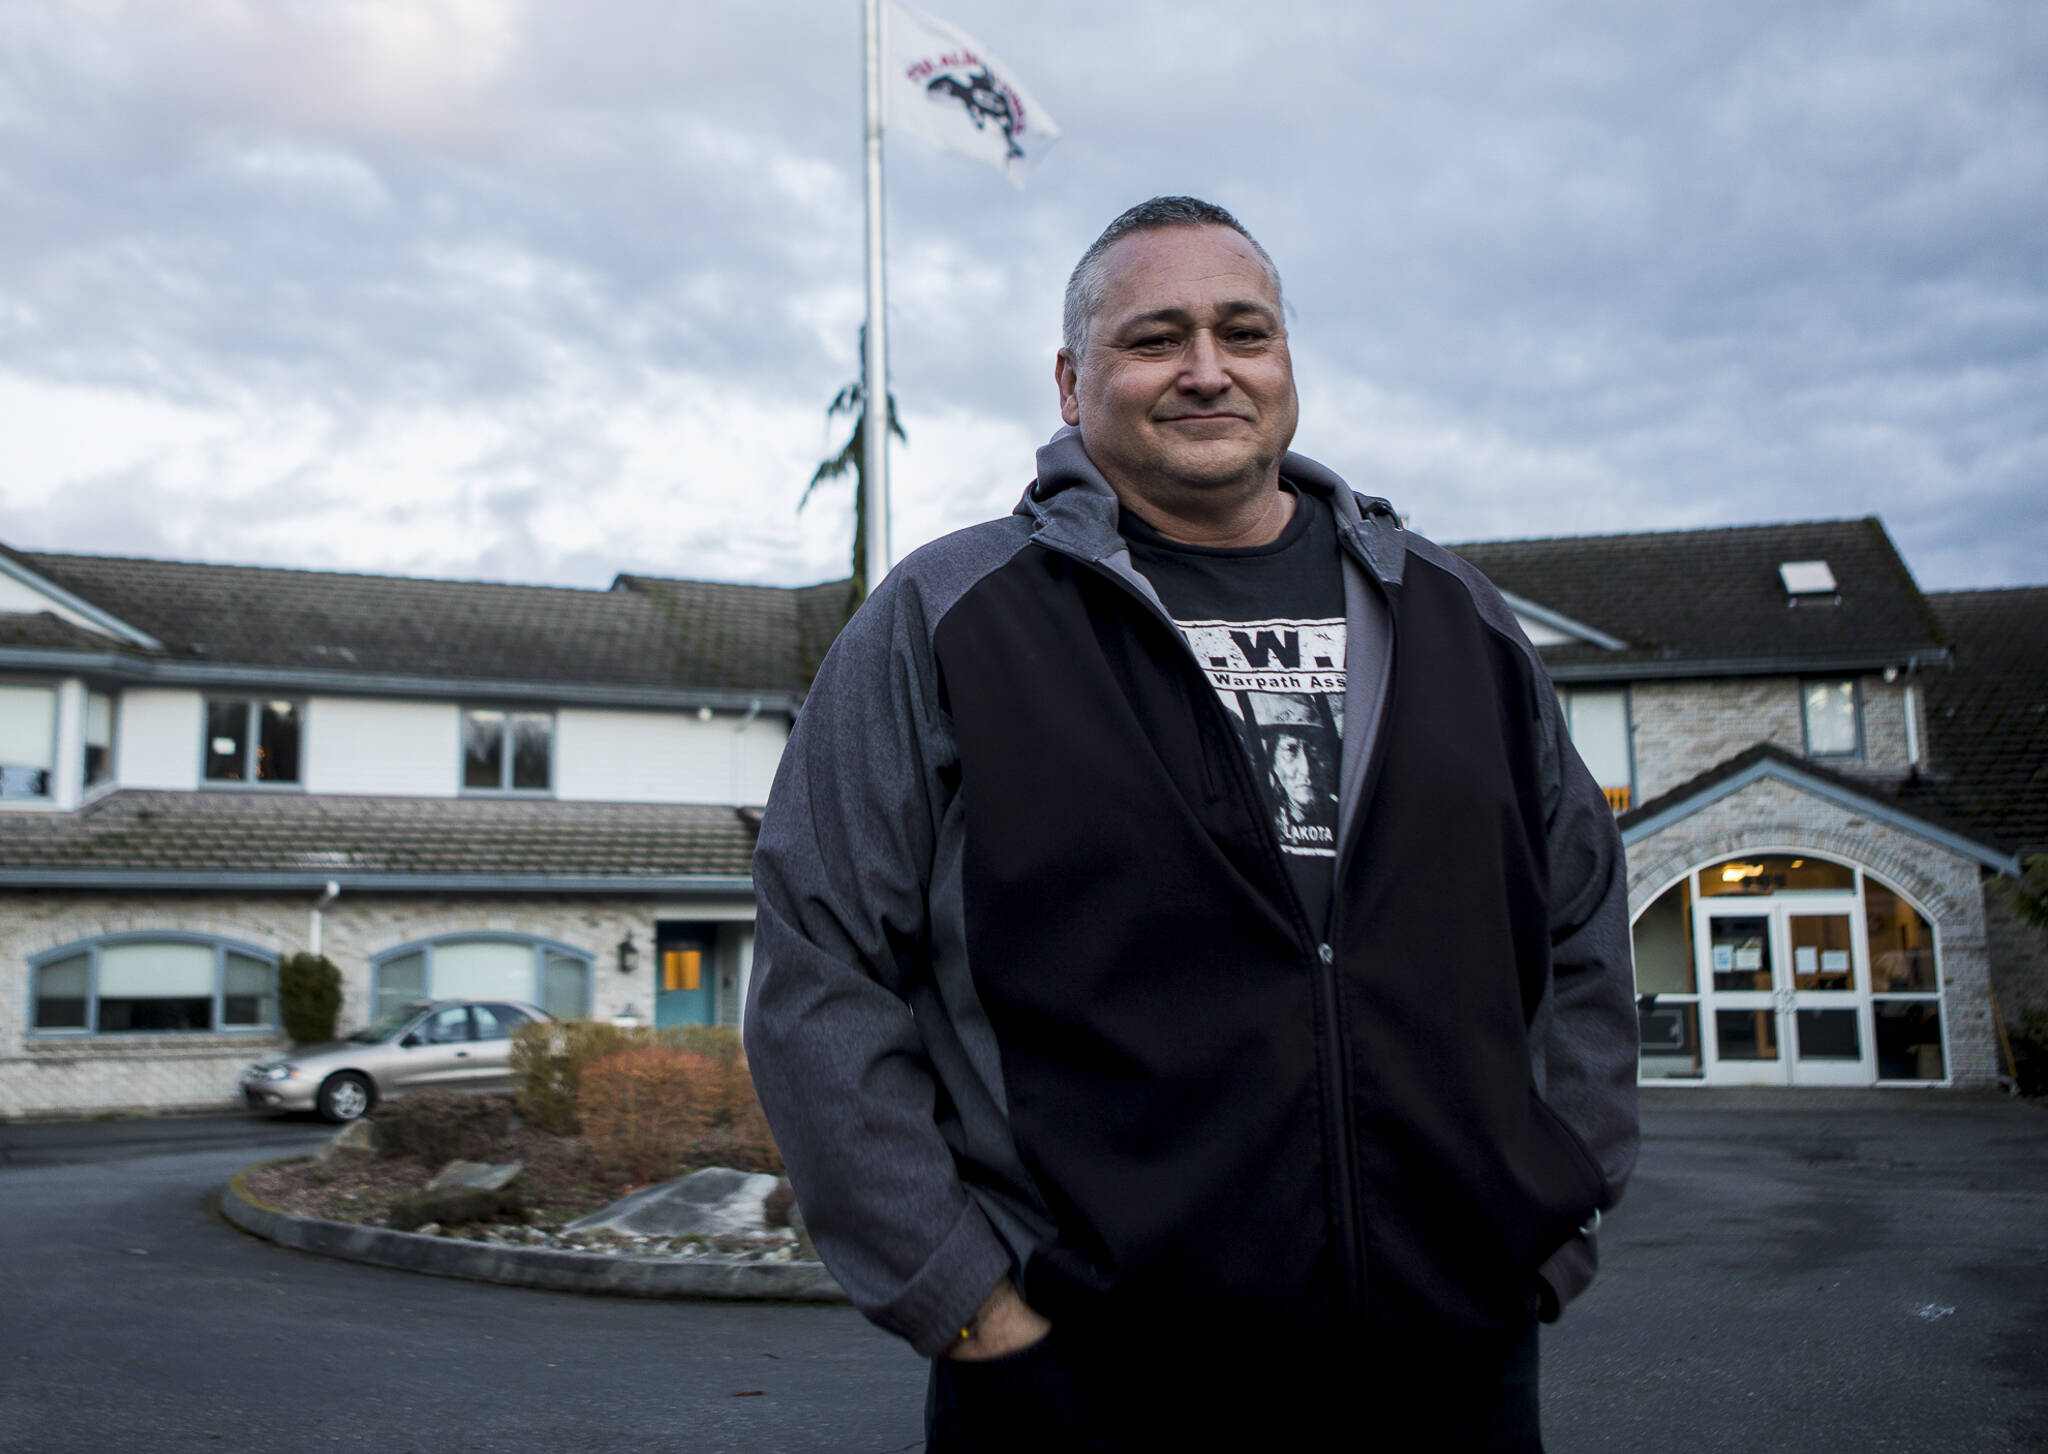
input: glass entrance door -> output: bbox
[1700,896,1872,1085]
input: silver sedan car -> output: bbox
[239,999,551,1123]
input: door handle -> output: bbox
[455,1050,469,1058]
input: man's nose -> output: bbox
[1178,331,1230,394]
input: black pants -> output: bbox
[925,1320,1543,1452]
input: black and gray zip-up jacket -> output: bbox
[746,428,1639,1358]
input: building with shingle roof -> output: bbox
[1,514,2039,1116]
[0,540,847,1118]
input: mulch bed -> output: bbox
[244,1120,734,1230]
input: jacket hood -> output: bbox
[1018,425,1408,585]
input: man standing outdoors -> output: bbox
[746,197,1639,1449]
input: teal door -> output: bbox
[654,923,716,1027]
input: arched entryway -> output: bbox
[1632,851,1946,1086]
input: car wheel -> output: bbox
[317,1072,373,1124]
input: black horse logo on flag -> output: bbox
[925,65,1024,159]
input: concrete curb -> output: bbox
[219,1157,850,1304]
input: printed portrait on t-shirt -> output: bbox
[1170,618,1346,859]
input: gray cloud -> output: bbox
[0,0,2041,590]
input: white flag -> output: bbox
[884,2,1061,187]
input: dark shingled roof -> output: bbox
[1451,518,1946,673]
[1900,587,2048,856]
[0,612,129,652]
[1618,741,1990,853]
[12,547,851,696]
[0,790,757,880]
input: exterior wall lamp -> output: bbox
[617,932,639,975]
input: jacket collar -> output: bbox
[1019,425,1407,589]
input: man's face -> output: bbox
[1056,225,1298,502]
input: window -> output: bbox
[0,684,56,800]
[371,935,592,1020]
[84,691,115,789]
[30,935,278,1035]
[1558,687,1632,811]
[461,709,552,793]
[1802,679,1860,758]
[204,698,302,784]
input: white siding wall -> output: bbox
[305,697,460,797]
[116,690,201,790]
[554,708,789,805]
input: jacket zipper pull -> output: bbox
[1317,943,1334,965]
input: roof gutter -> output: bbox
[1547,646,1951,684]
[0,869,759,895]
[0,648,800,714]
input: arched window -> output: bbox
[30,934,278,1035]
[1630,853,1946,1086]
[371,935,592,1022]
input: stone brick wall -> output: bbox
[0,890,754,1117]
[1626,776,2000,1088]
[1628,674,1916,802]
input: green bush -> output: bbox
[511,1020,745,1136]
[387,1184,525,1232]
[277,953,342,1044]
[373,1089,512,1165]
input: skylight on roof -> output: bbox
[1779,560,1837,596]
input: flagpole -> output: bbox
[860,0,891,593]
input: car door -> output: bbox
[384,1005,479,1092]
[470,1003,534,1088]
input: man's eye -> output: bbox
[1131,335,1179,352]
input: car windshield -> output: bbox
[346,1003,431,1043]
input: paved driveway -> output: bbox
[1,1094,2044,1453]
[1546,1090,2048,1453]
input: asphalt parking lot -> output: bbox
[1,1091,2044,1452]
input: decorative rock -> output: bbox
[787,1201,819,1261]
[424,1159,523,1194]
[314,1119,378,1163]
[567,1167,780,1239]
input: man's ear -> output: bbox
[1055,350,1081,427]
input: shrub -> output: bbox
[373,1090,513,1165]
[578,1046,721,1184]
[277,953,343,1045]
[511,1021,750,1136]
[387,1184,525,1232]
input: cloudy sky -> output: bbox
[2,0,2042,593]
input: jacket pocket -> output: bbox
[1524,1087,1606,1233]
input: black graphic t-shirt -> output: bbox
[1124,487,1347,933]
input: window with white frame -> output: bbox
[84,691,115,789]
[31,935,278,1035]
[461,709,553,793]
[1557,686,1633,811]
[204,697,302,784]
[1802,679,1861,758]
[0,684,56,800]
[372,935,591,1020]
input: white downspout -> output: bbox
[309,880,340,957]
[1903,681,1921,768]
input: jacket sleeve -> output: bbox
[744,570,1014,1358]
[1528,675,1641,1319]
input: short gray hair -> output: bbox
[1060,196,1282,359]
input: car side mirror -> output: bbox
[400,1033,421,1048]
